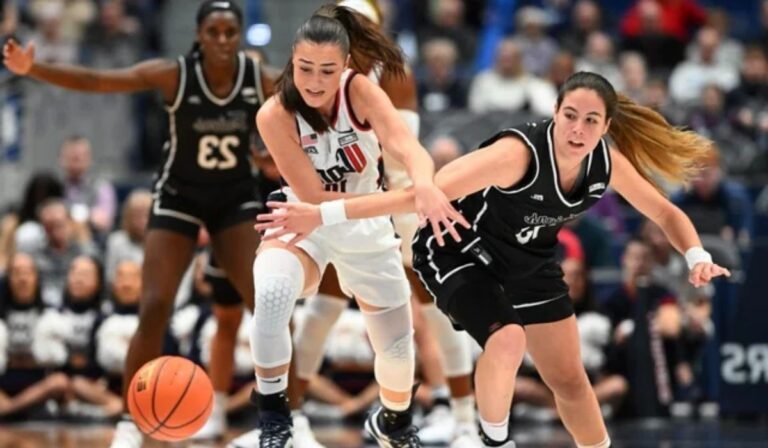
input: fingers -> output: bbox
[431,219,445,247]
[266,201,291,210]
[253,221,284,232]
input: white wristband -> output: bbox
[319,200,348,226]
[685,246,712,270]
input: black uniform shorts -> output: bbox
[412,237,573,348]
[148,175,264,239]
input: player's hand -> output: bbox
[413,182,470,246]
[2,40,35,76]
[688,262,730,288]
[254,201,320,245]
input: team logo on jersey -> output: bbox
[338,133,358,146]
[188,95,202,104]
[588,183,606,193]
[304,146,318,154]
[242,87,259,104]
[316,144,368,189]
[530,194,544,201]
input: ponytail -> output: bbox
[276,3,405,133]
[608,94,713,192]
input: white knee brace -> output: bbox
[422,303,473,377]
[361,302,415,393]
[294,293,348,380]
[250,248,305,369]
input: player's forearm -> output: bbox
[343,188,417,219]
[28,63,138,93]
[402,144,435,189]
[657,206,702,254]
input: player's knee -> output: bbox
[47,373,70,393]
[485,324,526,371]
[252,248,304,335]
[546,367,591,401]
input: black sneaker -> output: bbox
[479,427,516,448]
[253,391,293,448]
[365,406,421,447]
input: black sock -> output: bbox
[379,407,413,433]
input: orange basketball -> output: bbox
[127,356,213,441]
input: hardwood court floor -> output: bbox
[0,418,767,447]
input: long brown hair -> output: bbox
[556,72,713,192]
[276,3,405,133]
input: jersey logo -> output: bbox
[242,87,259,104]
[187,95,201,104]
[316,144,368,191]
[337,127,354,134]
[588,182,606,193]
[338,133,358,146]
[304,146,318,154]
[301,133,318,146]
[530,194,544,201]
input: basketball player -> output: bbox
[246,4,466,448]
[275,1,479,448]
[255,71,731,448]
[3,1,270,446]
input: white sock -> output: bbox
[451,395,476,425]
[432,385,450,402]
[577,436,611,448]
[381,395,410,412]
[213,391,227,413]
[257,373,288,396]
[479,414,509,443]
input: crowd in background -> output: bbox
[0,0,767,427]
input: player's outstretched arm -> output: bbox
[3,39,177,95]
[609,147,730,287]
[256,136,530,246]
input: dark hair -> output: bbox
[277,3,405,133]
[556,71,713,193]
[0,253,44,318]
[63,255,104,311]
[18,172,63,223]
[189,0,244,58]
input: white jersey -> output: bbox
[282,69,400,256]
[294,69,384,195]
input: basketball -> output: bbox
[127,356,213,441]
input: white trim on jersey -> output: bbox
[195,52,246,106]
[239,201,263,210]
[601,138,610,174]
[546,121,585,208]
[252,57,265,104]
[493,128,541,195]
[166,56,187,113]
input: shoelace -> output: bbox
[259,421,291,448]
[389,425,421,448]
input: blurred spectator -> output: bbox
[602,238,685,418]
[566,215,617,268]
[58,136,117,238]
[669,26,739,104]
[618,52,648,103]
[417,38,467,112]
[417,0,476,67]
[620,0,706,43]
[576,31,623,90]
[638,219,687,296]
[427,135,464,170]
[686,9,743,68]
[675,281,714,402]
[558,0,604,57]
[726,45,768,144]
[17,199,99,307]
[547,50,576,90]
[671,150,753,248]
[642,77,686,125]
[556,227,585,263]
[104,189,151,283]
[0,0,18,36]
[26,1,80,65]
[0,252,68,420]
[81,0,143,68]
[29,0,96,42]
[32,255,122,419]
[621,0,687,75]
[686,84,730,139]
[1,174,64,273]
[511,6,559,77]
[468,38,557,116]
[586,189,626,238]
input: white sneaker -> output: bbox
[227,428,261,448]
[109,420,144,448]
[191,400,227,440]
[292,413,325,448]
[450,423,483,448]
[418,405,454,446]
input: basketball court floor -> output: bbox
[1,418,766,447]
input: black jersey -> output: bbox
[433,119,612,278]
[157,51,264,185]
